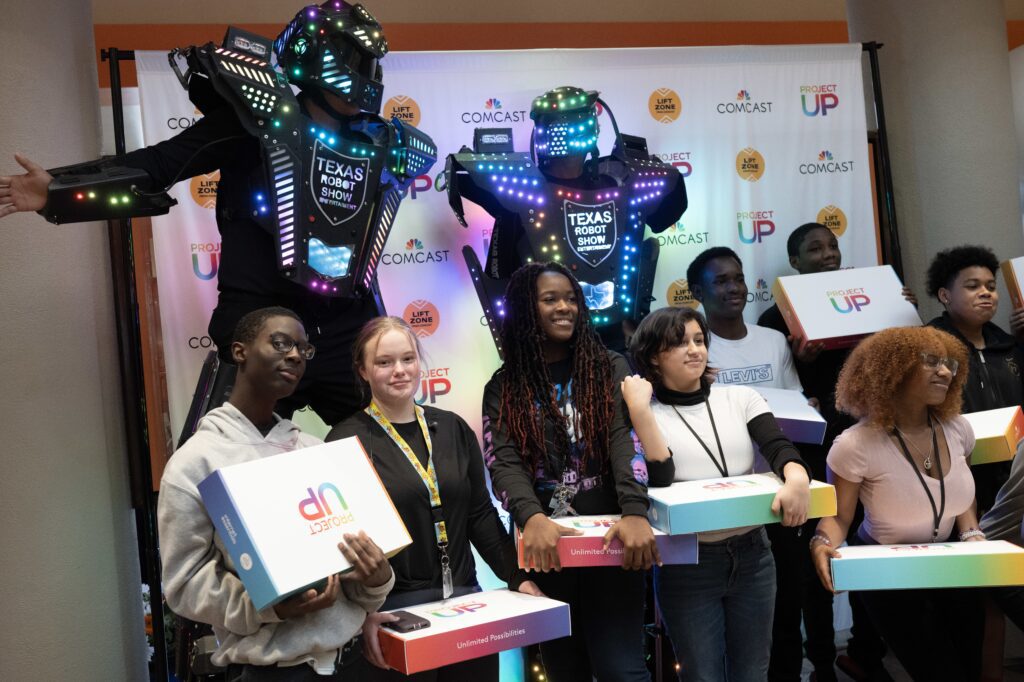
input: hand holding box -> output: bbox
[198,436,411,611]
[647,473,837,535]
[378,589,571,674]
[772,265,921,350]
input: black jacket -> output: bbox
[928,312,1024,510]
[328,406,523,602]
[482,350,655,530]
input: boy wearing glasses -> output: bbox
[157,306,395,679]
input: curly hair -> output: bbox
[629,306,711,386]
[835,326,969,429]
[925,245,999,299]
[495,261,614,475]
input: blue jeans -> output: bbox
[531,566,650,682]
[655,527,776,682]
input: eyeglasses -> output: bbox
[920,352,958,376]
[270,332,316,360]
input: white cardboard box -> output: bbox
[379,589,571,674]
[647,473,837,535]
[1000,257,1024,309]
[772,265,921,350]
[515,515,698,568]
[198,436,412,611]
[962,406,1024,466]
[750,386,826,444]
[831,540,1024,591]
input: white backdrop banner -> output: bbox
[136,44,877,442]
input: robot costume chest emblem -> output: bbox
[561,197,617,267]
[308,138,375,226]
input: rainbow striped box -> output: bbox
[773,265,921,350]
[647,473,837,535]
[962,406,1024,466]
[831,540,1024,591]
[379,589,571,674]
[751,387,827,444]
[198,437,412,611]
[1000,257,1024,309]
[514,515,698,568]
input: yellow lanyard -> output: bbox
[365,402,448,545]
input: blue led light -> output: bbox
[308,238,353,278]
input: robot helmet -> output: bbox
[530,86,600,163]
[274,1,388,114]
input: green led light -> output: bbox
[88,192,96,199]
[109,197,118,205]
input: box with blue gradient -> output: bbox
[750,386,826,445]
[198,436,411,611]
[831,540,1024,591]
[647,473,836,535]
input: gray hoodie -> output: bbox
[157,403,393,669]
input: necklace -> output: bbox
[894,419,937,471]
[891,415,946,541]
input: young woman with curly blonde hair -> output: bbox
[810,326,984,682]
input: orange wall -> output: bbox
[95,20,1024,88]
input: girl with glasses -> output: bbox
[811,326,983,681]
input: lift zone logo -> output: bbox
[828,288,871,313]
[299,483,355,535]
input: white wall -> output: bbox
[0,2,147,678]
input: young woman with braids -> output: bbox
[482,261,661,682]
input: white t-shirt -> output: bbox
[708,325,803,390]
[651,385,773,541]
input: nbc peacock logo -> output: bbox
[406,238,424,251]
[485,98,502,110]
[737,90,751,101]
[819,150,833,161]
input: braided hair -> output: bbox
[495,262,615,475]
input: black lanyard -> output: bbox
[672,400,729,478]
[892,418,945,541]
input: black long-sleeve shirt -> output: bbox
[327,406,523,599]
[482,350,651,530]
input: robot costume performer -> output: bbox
[37,1,436,427]
[446,86,686,353]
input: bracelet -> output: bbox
[809,533,833,549]
[958,528,985,541]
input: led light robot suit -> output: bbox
[446,86,686,352]
[33,1,436,426]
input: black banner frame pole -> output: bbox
[862,41,904,278]
[99,46,169,682]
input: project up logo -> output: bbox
[800,84,839,116]
[737,209,775,244]
[828,288,871,314]
[430,601,487,618]
[299,482,355,535]
[191,241,221,280]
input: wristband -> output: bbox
[958,528,985,541]
[809,533,833,549]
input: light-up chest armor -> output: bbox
[179,30,436,298]
[449,150,674,325]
